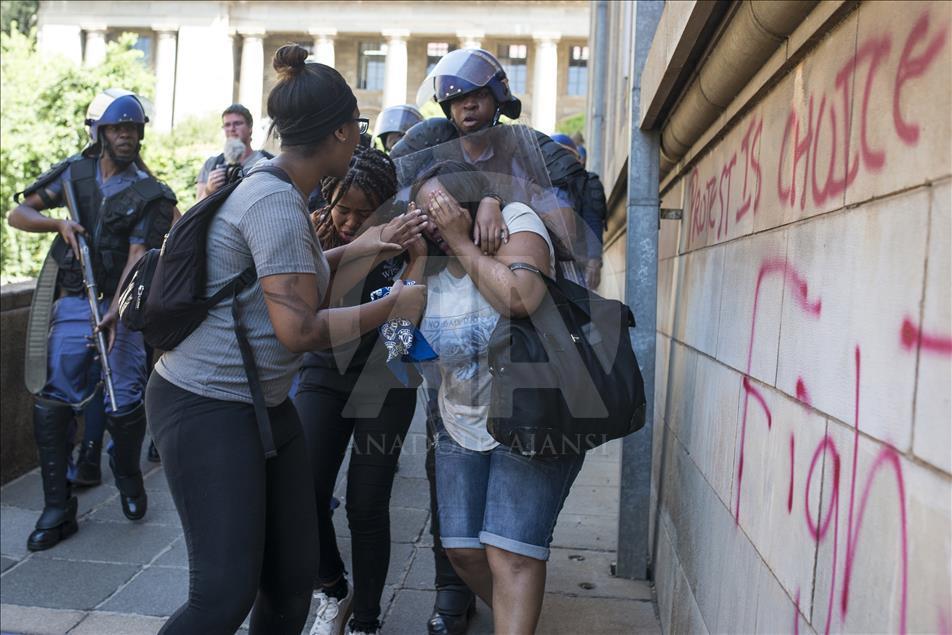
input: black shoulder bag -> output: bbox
[487,263,646,458]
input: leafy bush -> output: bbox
[556,112,585,137]
[1,28,218,282]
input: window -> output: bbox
[426,42,454,74]
[567,45,589,96]
[358,41,387,91]
[107,30,154,68]
[497,44,527,94]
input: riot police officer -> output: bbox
[8,89,177,551]
[374,104,424,152]
[418,48,594,285]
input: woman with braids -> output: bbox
[145,44,427,634]
[299,144,428,635]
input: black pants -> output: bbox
[295,371,416,626]
[146,373,317,635]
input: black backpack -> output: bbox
[117,165,291,458]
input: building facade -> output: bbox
[590,1,951,633]
[35,0,589,137]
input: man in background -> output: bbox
[196,104,272,201]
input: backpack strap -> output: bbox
[223,265,276,458]
[207,165,290,459]
[246,164,292,183]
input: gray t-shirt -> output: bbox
[156,168,331,406]
[197,149,269,185]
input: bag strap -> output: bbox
[229,272,276,459]
[508,262,543,276]
[210,163,290,460]
[246,164,292,183]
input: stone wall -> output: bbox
[1,282,37,484]
[653,2,951,632]
[601,1,951,632]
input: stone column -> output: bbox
[457,30,484,51]
[310,28,337,68]
[38,24,83,64]
[153,28,178,133]
[382,29,409,107]
[238,29,265,125]
[83,27,107,66]
[531,32,560,134]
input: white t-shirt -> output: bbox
[419,202,556,451]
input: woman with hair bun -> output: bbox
[146,44,427,634]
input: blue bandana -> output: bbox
[370,281,438,385]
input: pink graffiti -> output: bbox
[738,261,915,633]
[900,316,952,355]
[735,259,821,523]
[777,10,947,210]
[788,434,795,513]
[805,434,842,635]
[894,13,950,144]
[840,351,909,632]
[687,116,763,246]
[795,377,812,405]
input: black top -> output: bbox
[300,256,421,391]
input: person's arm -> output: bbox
[260,274,427,352]
[473,196,509,255]
[7,189,87,258]
[201,168,227,200]
[240,190,427,351]
[428,191,549,318]
[398,202,428,282]
[320,209,428,307]
[196,158,226,201]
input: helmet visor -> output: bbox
[415,49,501,107]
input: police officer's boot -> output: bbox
[72,439,102,487]
[106,403,148,521]
[28,400,79,551]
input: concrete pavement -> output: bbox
[0,401,659,634]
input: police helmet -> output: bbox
[375,105,425,140]
[85,89,150,143]
[416,48,522,121]
[390,118,461,189]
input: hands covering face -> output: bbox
[425,189,472,253]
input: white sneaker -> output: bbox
[309,582,353,635]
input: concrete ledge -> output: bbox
[1,281,37,484]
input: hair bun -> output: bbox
[273,44,309,79]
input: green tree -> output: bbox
[1,29,216,282]
[1,1,38,35]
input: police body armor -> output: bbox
[17,154,175,396]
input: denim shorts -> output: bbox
[434,430,585,561]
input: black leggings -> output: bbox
[295,371,415,626]
[146,372,317,635]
